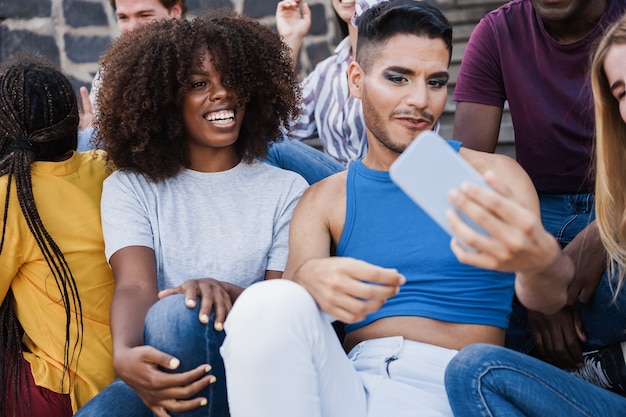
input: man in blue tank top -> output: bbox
[219,1,559,416]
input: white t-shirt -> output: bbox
[101,161,307,290]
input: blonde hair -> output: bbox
[592,13,626,294]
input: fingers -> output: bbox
[448,182,531,242]
[151,405,171,417]
[528,310,584,369]
[78,86,95,130]
[158,286,184,299]
[301,2,311,19]
[144,346,182,371]
[330,296,386,323]
[199,285,231,331]
[276,0,300,13]
[79,86,92,114]
[158,396,209,414]
[338,258,405,287]
[573,310,587,343]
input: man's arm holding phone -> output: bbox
[447,154,575,316]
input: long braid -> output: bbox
[0,53,83,417]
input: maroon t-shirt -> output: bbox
[454,0,626,194]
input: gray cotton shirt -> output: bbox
[101,161,308,291]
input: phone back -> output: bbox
[389,131,490,239]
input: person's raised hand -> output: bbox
[78,86,95,130]
[276,0,312,41]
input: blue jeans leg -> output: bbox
[144,294,228,417]
[579,270,626,348]
[445,344,626,417]
[75,295,228,417]
[539,193,595,246]
[74,378,152,417]
[264,138,344,185]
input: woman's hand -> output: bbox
[158,278,236,331]
[113,345,215,416]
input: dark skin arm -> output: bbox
[452,102,503,153]
[109,246,214,417]
[528,220,606,369]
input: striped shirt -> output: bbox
[287,37,367,166]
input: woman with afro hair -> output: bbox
[75,9,308,417]
[0,53,115,416]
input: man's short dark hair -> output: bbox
[355,0,452,70]
[109,0,188,16]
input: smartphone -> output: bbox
[389,130,491,240]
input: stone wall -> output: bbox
[0,0,513,153]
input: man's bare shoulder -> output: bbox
[459,147,538,211]
[459,147,521,176]
[299,169,348,207]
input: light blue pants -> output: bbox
[445,343,626,416]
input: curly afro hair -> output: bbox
[96,9,301,182]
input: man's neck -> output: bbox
[541,0,608,44]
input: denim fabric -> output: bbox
[445,344,626,417]
[75,295,227,417]
[144,295,228,417]
[264,138,344,185]
[506,192,626,353]
[539,193,595,246]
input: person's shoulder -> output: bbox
[299,169,347,206]
[460,147,537,207]
[459,147,520,176]
[103,167,151,189]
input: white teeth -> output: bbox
[205,110,234,122]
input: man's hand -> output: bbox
[447,171,559,274]
[113,345,214,416]
[78,86,95,130]
[291,257,405,323]
[528,307,586,369]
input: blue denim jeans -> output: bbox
[445,343,626,416]
[75,295,227,417]
[264,138,344,185]
[506,193,626,353]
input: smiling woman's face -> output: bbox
[182,49,245,152]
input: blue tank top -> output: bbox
[339,141,515,334]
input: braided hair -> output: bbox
[0,53,82,416]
